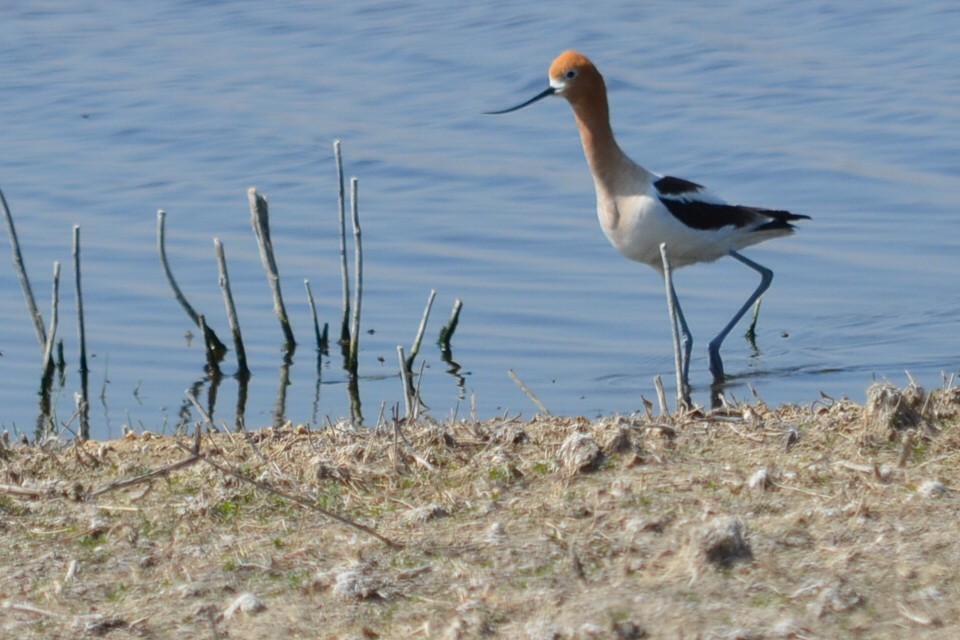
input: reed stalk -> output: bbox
[214,239,249,378]
[248,188,296,352]
[41,262,61,375]
[73,225,90,439]
[406,289,436,372]
[348,178,362,373]
[397,346,412,419]
[334,140,351,345]
[156,210,227,356]
[438,298,462,352]
[1,186,47,351]
[508,368,551,416]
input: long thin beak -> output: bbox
[485,86,556,114]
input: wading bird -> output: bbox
[488,50,809,396]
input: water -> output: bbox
[2,1,958,439]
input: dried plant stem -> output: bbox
[438,298,462,352]
[42,262,61,373]
[248,188,296,352]
[214,238,249,378]
[171,438,400,548]
[156,210,227,355]
[397,345,413,419]
[1,186,47,350]
[660,243,690,410]
[412,359,427,421]
[348,178,362,372]
[406,289,436,372]
[73,225,90,439]
[654,375,668,417]
[90,454,201,497]
[334,140,351,345]
[508,368,551,416]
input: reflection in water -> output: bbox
[235,370,250,431]
[441,346,466,401]
[273,354,292,428]
[347,373,363,425]
[29,326,470,439]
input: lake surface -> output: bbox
[2,1,958,439]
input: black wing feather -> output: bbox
[653,176,810,232]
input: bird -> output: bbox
[488,50,809,391]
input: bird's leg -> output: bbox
[708,251,773,383]
[671,282,693,388]
[659,244,691,407]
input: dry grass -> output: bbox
[2,381,959,639]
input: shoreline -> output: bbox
[2,381,958,638]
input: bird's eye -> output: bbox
[565,69,577,79]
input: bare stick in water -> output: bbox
[73,226,90,439]
[334,140,351,345]
[660,243,690,409]
[348,178,362,372]
[248,188,296,353]
[1,186,47,351]
[406,289,436,372]
[41,262,61,374]
[156,210,227,356]
[397,345,412,419]
[304,279,327,356]
[508,368,551,416]
[438,298,463,353]
[214,238,249,378]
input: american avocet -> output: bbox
[489,50,809,389]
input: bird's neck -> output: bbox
[570,96,631,185]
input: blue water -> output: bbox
[2,1,958,438]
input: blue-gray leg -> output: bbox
[708,251,774,383]
[669,280,693,389]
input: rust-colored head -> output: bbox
[486,50,606,115]
[546,50,604,107]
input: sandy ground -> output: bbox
[2,381,959,639]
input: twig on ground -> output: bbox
[171,439,401,548]
[0,483,45,499]
[88,454,201,498]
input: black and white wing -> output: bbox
[654,175,809,233]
